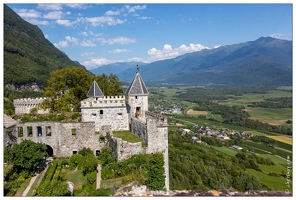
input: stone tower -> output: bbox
[125,68,149,126]
[81,80,129,133]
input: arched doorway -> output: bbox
[46,145,54,157]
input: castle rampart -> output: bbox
[81,96,126,108]
[13,97,50,114]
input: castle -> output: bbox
[7,70,169,190]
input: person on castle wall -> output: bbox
[136,110,140,118]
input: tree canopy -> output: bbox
[5,139,47,172]
[41,67,124,112]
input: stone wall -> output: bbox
[15,121,104,157]
[81,96,129,132]
[109,137,145,161]
[13,97,50,114]
[131,117,147,143]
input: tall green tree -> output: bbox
[95,73,124,96]
[41,67,92,112]
[5,139,47,172]
[41,68,124,112]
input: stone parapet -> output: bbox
[81,96,126,108]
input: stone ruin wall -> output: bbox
[13,97,50,114]
[109,137,145,161]
[14,121,104,157]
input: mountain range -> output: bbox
[3,3,292,88]
[91,36,292,86]
[3,4,85,89]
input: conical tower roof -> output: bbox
[125,70,149,96]
[87,80,104,98]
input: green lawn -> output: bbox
[101,177,123,188]
[211,146,238,157]
[246,169,290,191]
[64,169,85,189]
[113,131,145,146]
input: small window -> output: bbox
[95,150,101,156]
[100,110,103,114]
[92,113,97,118]
[18,127,23,137]
[37,126,42,137]
[46,126,51,136]
[27,126,33,137]
[72,128,77,135]
[135,96,138,99]
[72,150,77,155]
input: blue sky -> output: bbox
[4,2,293,70]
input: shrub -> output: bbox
[69,154,83,170]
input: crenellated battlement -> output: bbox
[81,96,126,108]
[145,111,167,126]
[13,97,49,107]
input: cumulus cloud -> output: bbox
[80,39,96,47]
[56,19,72,27]
[105,10,121,16]
[81,52,95,57]
[147,43,209,62]
[269,33,288,40]
[124,5,146,13]
[54,36,79,48]
[97,37,136,45]
[84,16,125,27]
[82,58,124,69]
[26,18,49,25]
[43,11,64,20]
[15,8,41,18]
[37,4,63,11]
[109,49,132,54]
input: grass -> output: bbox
[246,169,290,191]
[258,164,287,174]
[113,131,143,143]
[211,146,238,157]
[101,177,123,188]
[14,176,32,196]
[63,169,85,189]
[267,135,292,145]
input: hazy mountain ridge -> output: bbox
[91,37,291,86]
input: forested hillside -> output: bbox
[4,4,86,89]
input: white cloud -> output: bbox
[98,37,136,45]
[139,16,151,20]
[147,43,209,62]
[56,19,72,27]
[84,16,125,27]
[65,36,79,45]
[80,39,96,47]
[269,33,288,40]
[213,45,221,49]
[124,5,146,13]
[109,49,132,54]
[45,34,49,39]
[15,9,41,18]
[82,58,123,69]
[54,36,79,48]
[65,4,90,9]
[43,11,64,20]
[81,52,95,57]
[79,31,88,36]
[105,10,121,16]
[37,4,63,11]
[54,41,68,48]
[27,18,49,25]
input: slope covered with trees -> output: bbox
[4,4,85,88]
